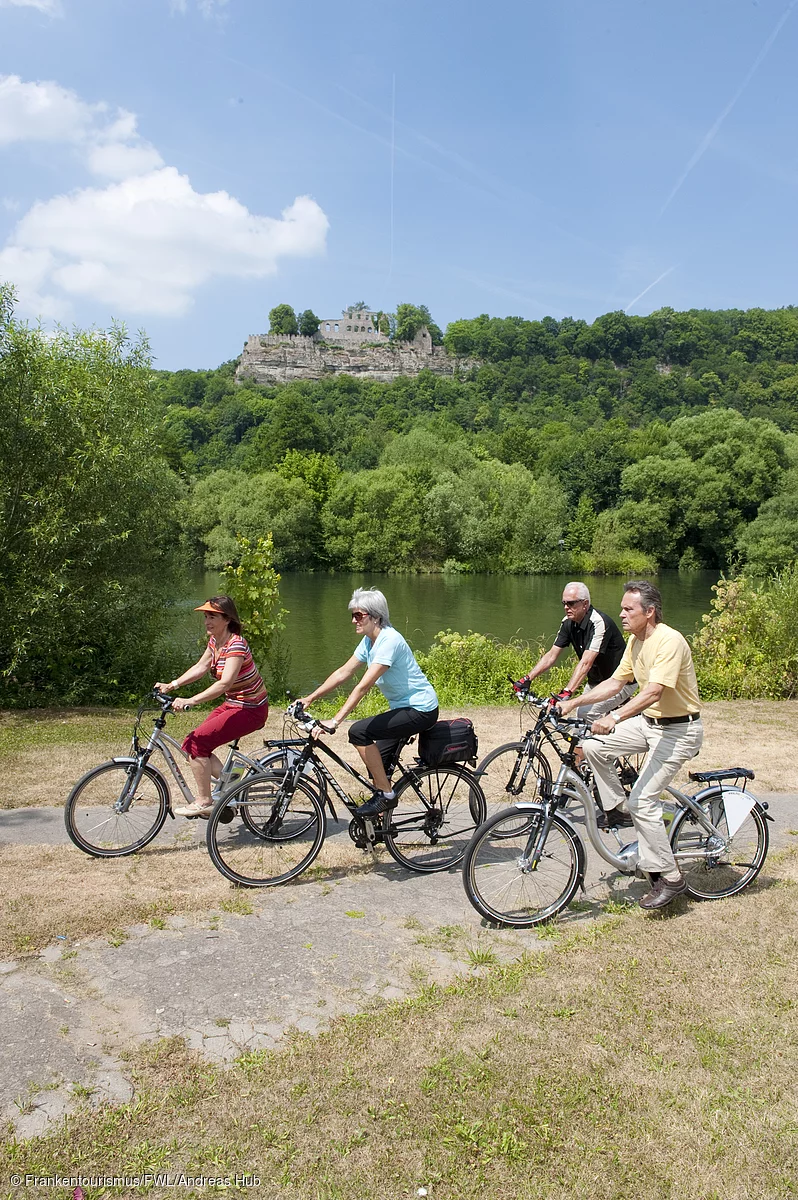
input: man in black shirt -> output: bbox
[521,582,635,719]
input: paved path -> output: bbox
[2,794,796,1137]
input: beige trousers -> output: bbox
[582,714,703,875]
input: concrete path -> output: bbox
[2,794,796,1137]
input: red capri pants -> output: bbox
[182,700,267,759]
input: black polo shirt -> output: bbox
[554,605,626,687]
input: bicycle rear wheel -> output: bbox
[476,742,552,815]
[65,761,169,858]
[462,808,582,927]
[383,764,486,873]
[206,772,326,887]
[670,793,769,899]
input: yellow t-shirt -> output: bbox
[613,622,700,719]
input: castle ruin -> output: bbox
[317,308,388,343]
[236,318,474,386]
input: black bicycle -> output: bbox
[476,679,644,816]
[204,703,486,887]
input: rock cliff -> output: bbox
[235,330,479,386]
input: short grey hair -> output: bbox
[349,587,391,628]
[624,580,663,624]
[563,581,590,604]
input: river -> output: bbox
[171,571,719,694]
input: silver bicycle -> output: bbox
[64,691,267,857]
[462,707,772,927]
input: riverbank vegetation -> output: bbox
[159,304,798,577]
[0,286,185,707]
[3,283,798,705]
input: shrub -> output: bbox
[693,567,798,699]
[417,630,572,707]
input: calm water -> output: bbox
[172,571,719,694]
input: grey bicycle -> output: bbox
[64,691,267,857]
[462,705,772,927]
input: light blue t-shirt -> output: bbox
[354,627,438,712]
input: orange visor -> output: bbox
[194,601,227,614]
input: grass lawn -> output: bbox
[2,848,797,1198]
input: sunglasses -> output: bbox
[350,610,368,621]
[562,599,586,608]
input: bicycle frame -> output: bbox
[261,731,415,819]
[114,715,267,811]
[512,756,757,880]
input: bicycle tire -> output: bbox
[243,748,326,839]
[205,771,326,887]
[65,760,169,858]
[462,807,582,927]
[476,742,553,814]
[382,764,486,873]
[669,792,769,900]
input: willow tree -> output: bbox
[0,285,183,703]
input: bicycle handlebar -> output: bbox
[285,699,336,736]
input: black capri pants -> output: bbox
[349,706,439,776]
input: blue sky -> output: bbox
[1,0,797,369]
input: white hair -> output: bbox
[563,581,590,604]
[349,587,391,628]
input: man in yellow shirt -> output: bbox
[558,580,703,910]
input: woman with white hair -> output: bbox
[297,587,439,816]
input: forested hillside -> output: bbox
[154,305,798,575]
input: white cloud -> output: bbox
[0,75,163,180]
[0,0,62,13]
[0,75,329,319]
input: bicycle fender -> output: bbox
[695,784,759,838]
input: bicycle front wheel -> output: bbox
[383,764,486,873]
[476,742,552,814]
[670,792,769,900]
[243,748,325,840]
[462,808,582,927]
[65,761,169,858]
[206,771,326,887]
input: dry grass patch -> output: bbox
[0,832,393,958]
[0,840,247,958]
[4,854,797,1198]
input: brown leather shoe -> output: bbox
[638,874,687,910]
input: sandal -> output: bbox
[174,802,214,819]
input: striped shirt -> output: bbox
[209,635,267,708]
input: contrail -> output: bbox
[659,0,798,217]
[624,266,676,313]
[388,73,395,283]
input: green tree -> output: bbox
[298,309,321,337]
[0,285,183,703]
[221,533,289,696]
[268,304,299,335]
[736,471,798,571]
[395,303,443,345]
[187,469,320,570]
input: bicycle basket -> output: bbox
[418,718,478,767]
